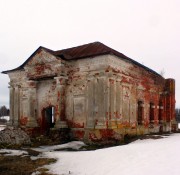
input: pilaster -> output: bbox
[13,84,20,126]
[25,80,38,127]
[54,76,68,128]
[8,82,14,126]
[95,74,106,129]
[86,76,94,128]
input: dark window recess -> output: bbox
[159,102,163,121]
[138,101,143,125]
[150,102,155,122]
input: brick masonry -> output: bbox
[3,43,177,144]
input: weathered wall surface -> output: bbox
[64,54,176,142]
[8,49,68,133]
[7,49,177,143]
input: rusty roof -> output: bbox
[2,41,161,77]
[54,41,129,60]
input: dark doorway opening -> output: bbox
[42,106,55,135]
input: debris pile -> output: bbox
[0,127,31,145]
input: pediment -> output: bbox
[24,48,62,79]
[25,48,58,67]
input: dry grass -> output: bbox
[0,149,57,175]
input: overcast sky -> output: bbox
[0,0,180,108]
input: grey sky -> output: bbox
[0,0,180,107]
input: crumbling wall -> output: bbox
[65,54,176,143]
[8,48,68,133]
[7,50,177,144]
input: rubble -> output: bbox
[0,127,31,145]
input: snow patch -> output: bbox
[0,149,28,156]
[31,171,41,175]
[178,123,180,129]
[44,134,180,175]
[0,125,6,131]
[33,141,86,152]
[0,116,10,121]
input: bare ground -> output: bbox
[0,149,57,175]
[0,133,168,174]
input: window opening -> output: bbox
[150,102,155,122]
[159,102,163,122]
[138,101,143,125]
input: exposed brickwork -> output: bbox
[2,42,177,144]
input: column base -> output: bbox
[7,119,13,126]
[95,124,107,129]
[55,121,68,128]
[12,120,19,127]
[26,118,38,127]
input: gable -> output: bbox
[24,49,62,79]
[25,49,59,67]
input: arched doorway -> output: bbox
[41,106,55,135]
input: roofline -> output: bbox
[57,43,162,78]
[2,46,56,74]
[2,42,163,78]
[2,68,24,74]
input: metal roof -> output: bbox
[54,41,128,60]
[2,41,161,77]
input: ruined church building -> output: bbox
[2,42,177,143]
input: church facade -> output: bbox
[2,42,177,143]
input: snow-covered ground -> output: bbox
[0,149,28,156]
[0,116,10,121]
[0,116,9,131]
[1,134,180,175]
[38,134,180,175]
[34,141,86,152]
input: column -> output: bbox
[109,77,115,120]
[26,80,38,127]
[95,75,106,129]
[109,77,117,128]
[13,84,20,126]
[165,79,176,131]
[104,75,110,128]
[8,83,14,126]
[86,76,94,128]
[54,76,68,128]
[116,78,123,127]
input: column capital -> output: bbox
[9,82,21,88]
[116,76,122,82]
[8,82,14,89]
[14,84,21,89]
[26,80,37,88]
[54,76,68,85]
[54,76,68,80]
[87,76,94,81]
